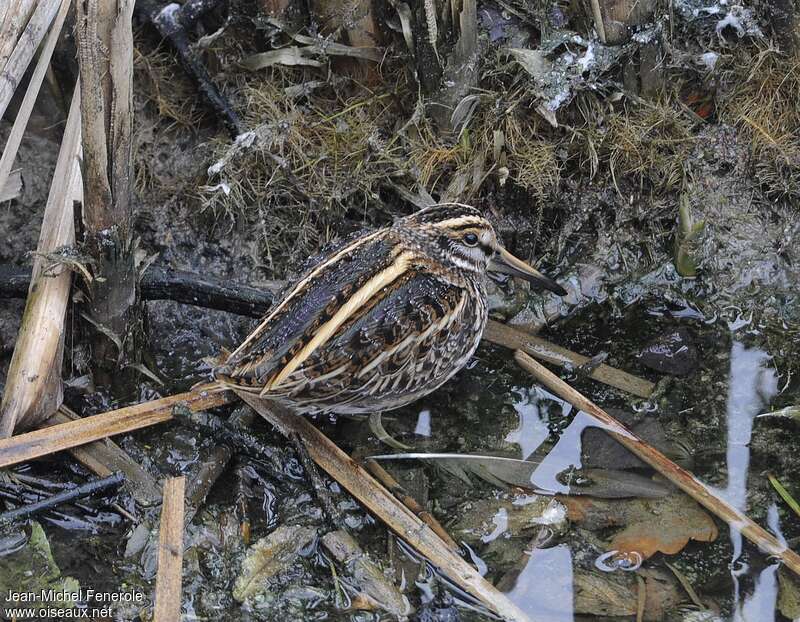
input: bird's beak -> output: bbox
[489,246,568,296]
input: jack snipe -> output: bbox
[214,204,566,414]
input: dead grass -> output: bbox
[721,47,800,200]
[600,101,695,192]
[408,107,561,200]
[133,42,204,129]
[199,76,406,269]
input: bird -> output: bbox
[213,203,567,415]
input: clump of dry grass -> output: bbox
[408,107,561,200]
[199,77,406,269]
[599,101,695,192]
[722,47,800,200]
[133,42,205,129]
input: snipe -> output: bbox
[214,204,566,414]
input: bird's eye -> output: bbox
[463,233,479,246]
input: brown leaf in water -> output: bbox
[573,568,683,621]
[560,492,718,558]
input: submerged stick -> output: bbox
[0,387,233,469]
[154,476,186,622]
[0,471,124,526]
[485,320,654,398]
[238,393,533,622]
[512,350,800,577]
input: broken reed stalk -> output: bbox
[0,0,61,120]
[0,0,70,196]
[512,350,800,577]
[154,476,186,622]
[0,471,124,526]
[0,387,233,469]
[46,407,162,506]
[0,0,38,74]
[484,320,654,399]
[238,393,533,622]
[0,84,82,437]
[75,0,140,388]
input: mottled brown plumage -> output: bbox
[214,204,565,414]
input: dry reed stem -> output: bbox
[154,476,186,622]
[0,387,232,468]
[363,457,461,552]
[0,0,37,75]
[484,320,655,398]
[0,84,82,436]
[0,0,61,120]
[45,407,163,506]
[513,350,800,578]
[0,0,70,199]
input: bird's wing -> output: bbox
[264,268,472,406]
[214,228,401,388]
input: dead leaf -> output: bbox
[560,492,718,559]
[779,567,800,620]
[574,568,682,621]
[233,525,317,601]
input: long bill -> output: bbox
[489,246,568,296]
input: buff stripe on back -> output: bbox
[226,230,384,363]
[264,251,414,392]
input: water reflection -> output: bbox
[504,544,574,622]
[414,409,432,437]
[501,338,786,620]
[722,342,780,621]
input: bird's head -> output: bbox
[395,203,567,295]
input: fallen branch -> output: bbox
[154,476,186,622]
[238,393,533,622]
[0,471,124,526]
[0,387,233,469]
[484,320,654,398]
[1,265,276,317]
[512,349,800,577]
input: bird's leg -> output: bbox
[289,431,346,527]
[234,455,254,544]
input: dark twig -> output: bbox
[0,472,125,526]
[135,0,243,137]
[1,264,276,317]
